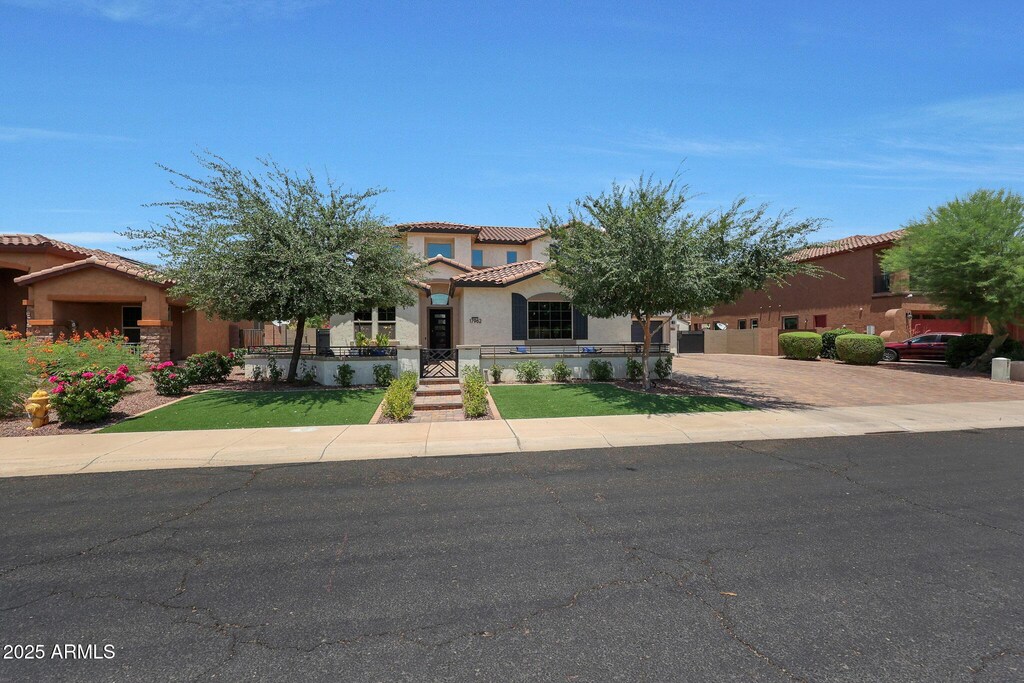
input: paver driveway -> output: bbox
[673,354,1024,408]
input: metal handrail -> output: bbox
[245,344,397,357]
[481,343,671,357]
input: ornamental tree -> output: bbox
[542,175,822,390]
[881,189,1024,370]
[125,152,423,381]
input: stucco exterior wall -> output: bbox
[691,248,911,335]
[27,269,163,322]
[329,299,420,346]
[458,275,632,345]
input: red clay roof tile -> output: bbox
[450,260,547,287]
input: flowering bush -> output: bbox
[48,365,135,423]
[150,361,190,396]
[184,351,233,384]
[23,329,142,378]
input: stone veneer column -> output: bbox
[25,306,56,340]
[138,321,172,362]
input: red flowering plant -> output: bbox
[47,364,135,423]
[150,360,191,396]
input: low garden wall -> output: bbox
[245,346,419,386]
[471,345,671,382]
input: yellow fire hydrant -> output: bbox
[24,389,51,430]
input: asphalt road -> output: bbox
[2,428,1023,682]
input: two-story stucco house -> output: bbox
[327,221,636,352]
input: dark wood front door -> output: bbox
[429,309,451,349]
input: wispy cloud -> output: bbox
[0,125,134,144]
[789,92,1024,183]
[630,130,770,157]
[2,0,326,28]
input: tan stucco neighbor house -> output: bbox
[1,234,247,361]
[327,222,643,350]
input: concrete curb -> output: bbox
[2,399,1023,479]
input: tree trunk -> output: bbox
[287,314,306,382]
[967,325,1009,371]
[641,315,652,392]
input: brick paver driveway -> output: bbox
[673,354,1024,408]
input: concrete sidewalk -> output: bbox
[2,399,1023,478]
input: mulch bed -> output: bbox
[0,368,384,438]
[613,378,716,397]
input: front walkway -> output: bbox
[3,399,1023,478]
[674,354,1024,408]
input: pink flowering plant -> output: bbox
[47,364,135,423]
[150,360,191,396]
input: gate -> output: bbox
[677,330,704,354]
[420,348,459,378]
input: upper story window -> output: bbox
[506,250,518,264]
[427,242,453,259]
[472,249,483,267]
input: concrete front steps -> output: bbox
[414,378,463,412]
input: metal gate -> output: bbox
[677,330,704,354]
[420,348,459,378]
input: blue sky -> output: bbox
[1,0,1022,261]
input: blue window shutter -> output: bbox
[573,306,588,340]
[512,293,527,339]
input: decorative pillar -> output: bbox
[138,319,173,362]
[26,310,56,340]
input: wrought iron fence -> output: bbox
[481,343,671,359]
[245,344,396,357]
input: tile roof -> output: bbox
[790,229,905,262]
[395,222,546,244]
[424,254,472,271]
[2,233,169,285]
[450,260,547,287]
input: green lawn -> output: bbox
[100,389,385,433]
[489,383,753,419]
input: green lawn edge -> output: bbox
[100,389,385,433]
[489,383,753,420]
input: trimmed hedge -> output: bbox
[462,369,489,418]
[382,371,418,421]
[820,328,855,359]
[835,334,884,365]
[945,334,1024,370]
[779,332,822,360]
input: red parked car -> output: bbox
[882,332,962,362]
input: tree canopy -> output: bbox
[124,152,423,381]
[881,188,1024,368]
[542,175,823,389]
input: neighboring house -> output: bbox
[1,234,249,361]
[328,221,650,349]
[690,229,994,342]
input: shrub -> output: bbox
[552,359,572,382]
[250,365,264,382]
[184,351,233,384]
[150,360,190,396]
[382,370,417,421]
[945,334,1024,370]
[820,328,855,359]
[835,334,884,365]
[462,369,489,418]
[654,355,672,380]
[48,365,135,423]
[489,363,502,384]
[514,360,543,383]
[625,358,643,381]
[334,363,354,387]
[588,359,614,381]
[297,360,317,385]
[266,357,283,383]
[779,332,822,360]
[373,363,395,387]
[228,348,246,368]
[22,330,143,378]
[374,331,390,348]
[0,343,35,417]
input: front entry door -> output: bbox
[429,309,451,349]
